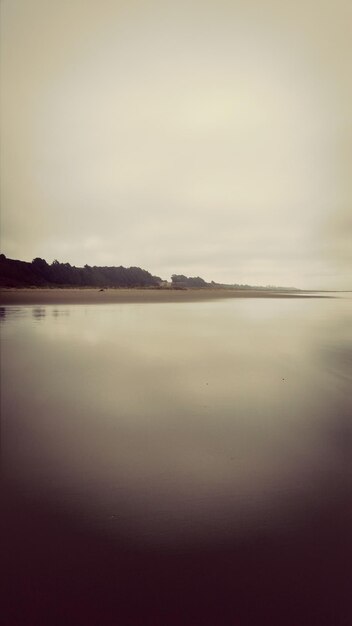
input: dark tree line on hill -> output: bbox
[0,254,160,288]
[171,274,209,288]
[0,254,298,290]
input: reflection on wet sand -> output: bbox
[32,307,46,320]
[1,298,352,625]
[52,308,70,317]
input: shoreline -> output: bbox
[0,287,328,305]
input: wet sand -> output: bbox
[0,287,319,305]
[3,480,351,626]
[2,290,349,626]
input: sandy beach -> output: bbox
[0,287,321,305]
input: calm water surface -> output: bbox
[1,296,352,625]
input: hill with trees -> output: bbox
[171,274,208,288]
[0,254,299,291]
[0,254,161,288]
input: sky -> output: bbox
[1,0,351,288]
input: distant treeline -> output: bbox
[0,254,299,290]
[170,274,298,291]
[0,254,161,288]
[171,274,208,288]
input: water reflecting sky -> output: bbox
[1,296,352,624]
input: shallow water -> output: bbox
[1,296,352,625]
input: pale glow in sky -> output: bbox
[1,0,351,287]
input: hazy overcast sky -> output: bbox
[1,0,351,287]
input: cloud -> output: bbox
[1,0,351,288]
